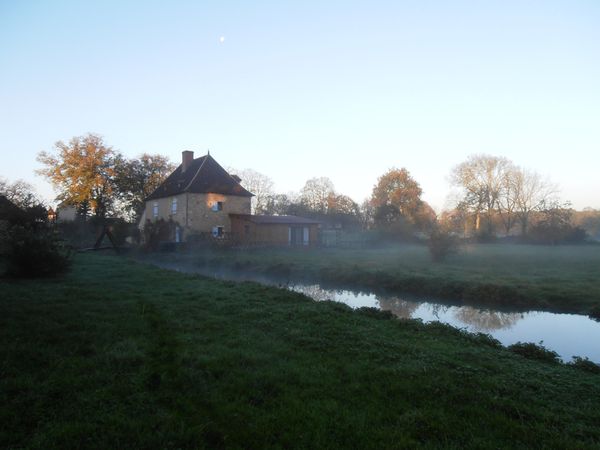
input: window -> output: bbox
[171,198,177,214]
[212,226,224,238]
[211,201,223,212]
[152,202,158,218]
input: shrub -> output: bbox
[356,307,394,320]
[4,225,72,278]
[567,356,600,374]
[428,228,459,262]
[507,342,560,363]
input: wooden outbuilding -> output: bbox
[230,214,321,247]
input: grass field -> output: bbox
[164,243,600,316]
[1,254,600,448]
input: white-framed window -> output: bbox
[212,226,224,238]
[211,201,223,212]
[171,197,177,214]
[152,202,159,218]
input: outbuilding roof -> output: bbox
[146,154,253,200]
[230,214,321,225]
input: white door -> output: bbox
[303,227,309,246]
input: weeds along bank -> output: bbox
[1,253,600,448]
[157,243,600,317]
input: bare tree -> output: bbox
[0,178,43,209]
[496,166,519,236]
[300,177,335,214]
[512,169,557,236]
[450,154,513,236]
[231,168,275,215]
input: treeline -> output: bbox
[234,156,599,244]
[3,133,599,246]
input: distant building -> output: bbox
[56,201,78,222]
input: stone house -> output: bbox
[142,151,320,246]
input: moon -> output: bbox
[219,36,225,44]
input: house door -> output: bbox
[289,226,309,246]
[289,226,302,246]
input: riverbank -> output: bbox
[1,254,600,448]
[158,243,600,316]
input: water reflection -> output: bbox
[377,296,419,319]
[453,307,522,332]
[293,286,523,332]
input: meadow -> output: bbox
[171,243,600,316]
[1,254,600,449]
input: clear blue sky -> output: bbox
[1,0,599,210]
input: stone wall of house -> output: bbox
[144,193,187,227]
[144,193,251,238]
[186,193,251,235]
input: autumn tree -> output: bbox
[326,193,362,229]
[370,168,425,231]
[114,153,175,221]
[37,133,117,218]
[300,177,335,214]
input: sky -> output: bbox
[1,0,599,211]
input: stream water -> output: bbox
[154,261,600,363]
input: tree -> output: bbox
[114,153,175,221]
[327,193,360,216]
[233,169,275,215]
[326,193,361,229]
[262,193,293,216]
[529,201,585,245]
[0,178,42,209]
[37,133,117,218]
[0,178,47,224]
[512,168,557,236]
[496,166,519,235]
[370,168,424,230]
[451,154,513,237]
[300,177,335,214]
[359,199,375,230]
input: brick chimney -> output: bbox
[181,150,194,172]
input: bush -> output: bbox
[428,228,459,262]
[4,225,72,278]
[507,342,560,363]
[567,357,600,374]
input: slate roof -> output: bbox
[229,214,321,225]
[146,154,253,200]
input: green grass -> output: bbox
[1,254,600,448]
[164,244,600,315]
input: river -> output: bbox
[152,260,600,363]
